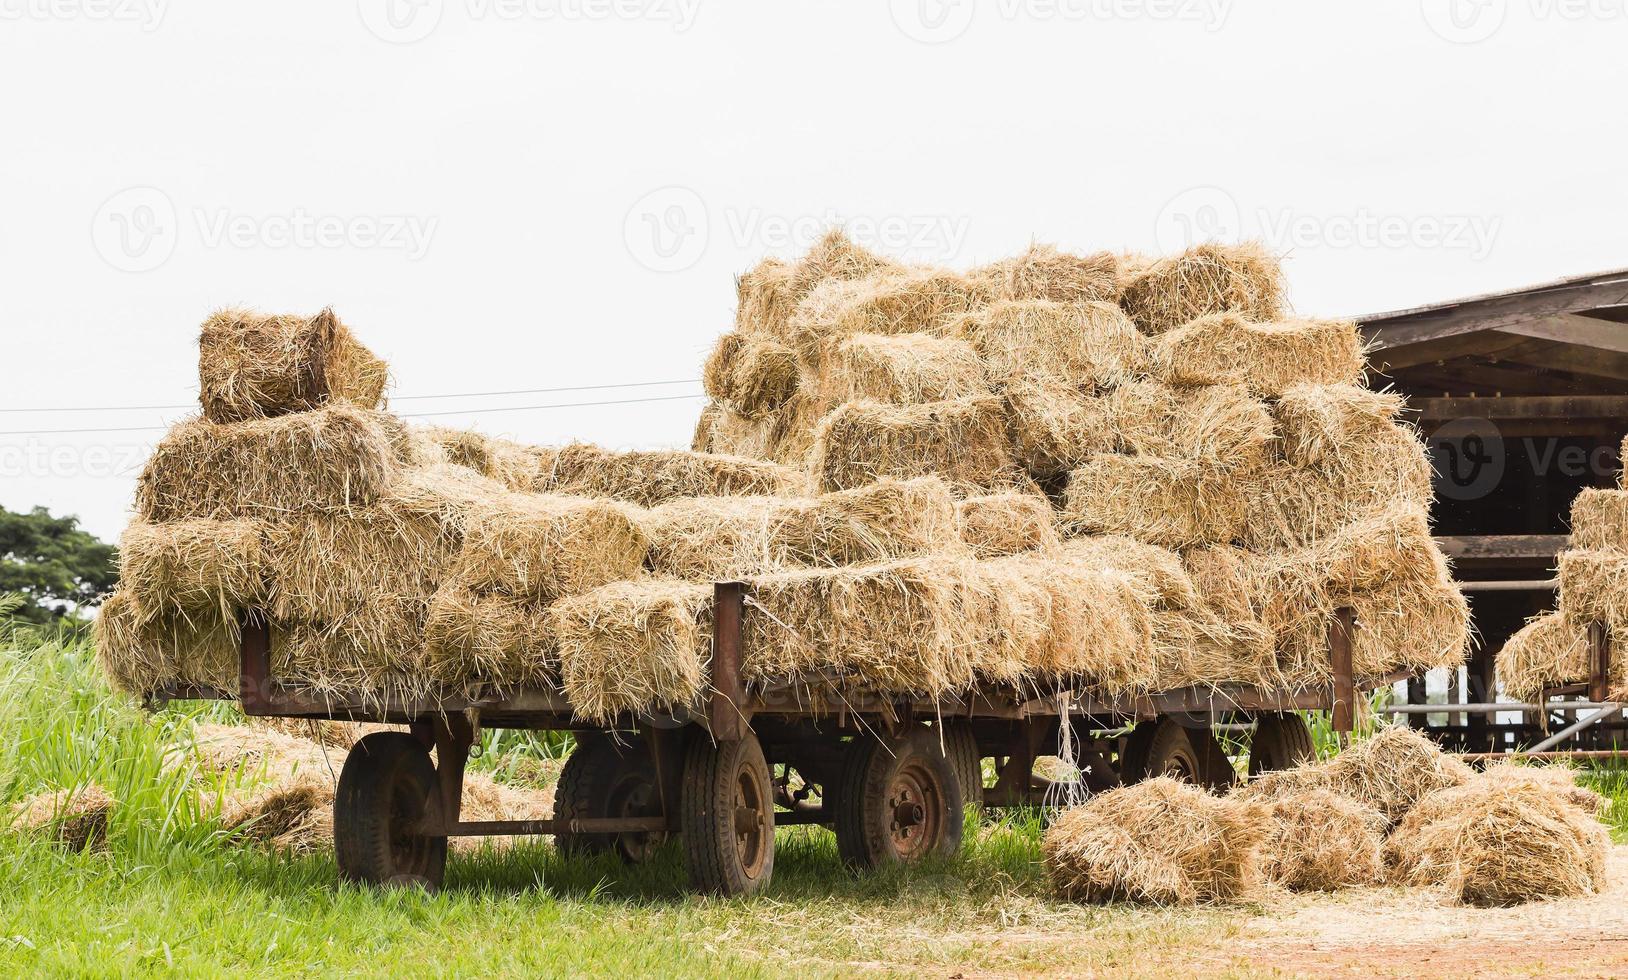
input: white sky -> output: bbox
[2,0,1624,542]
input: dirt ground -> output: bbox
[1210,846,1628,978]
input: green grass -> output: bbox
[2,610,1624,976]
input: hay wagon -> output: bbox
[162,591,1379,896]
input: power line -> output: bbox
[0,392,709,437]
[0,378,703,414]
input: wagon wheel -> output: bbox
[1248,712,1317,777]
[940,719,985,808]
[334,732,448,890]
[681,733,775,896]
[835,727,964,869]
[1119,718,1236,791]
[555,733,668,863]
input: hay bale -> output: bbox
[1232,763,1336,803]
[1387,778,1609,905]
[956,492,1060,558]
[735,231,900,339]
[1323,727,1474,826]
[644,477,961,580]
[979,554,1156,690]
[1153,312,1364,397]
[951,300,1149,389]
[1570,488,1628,551]
[198,307,388,423]
[1043,777,1269,905]
[1496,612,1593,702]
[416,427,544,491]
[1060,454,1245,548]
[1180,545,1275,664]
[1258,789,1386,891]
[1273,383,1405,467]
[1103,381,1273,466]
[815,332,989,408]
[552,580,712,724]
[702,333,800,419]
[1558,548,1628,639]
[809,396,1013,493]
[117,519,267,622]
[423,586,556,688]
[452,492,649,600]
[95,592,243,696]
[787,267,993,365]
[9,783,117,850]
[136,404,411,522]
[222,775,333,852]
[538,443,804,506]
[1241,422,1434,551]
[1004,379,1115,475]
[967,243,1119,304]
[1117,242,1286,336]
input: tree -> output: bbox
[0,506,118,625]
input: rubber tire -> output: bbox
[1121,719,1235,791]
[334,732,448,890]
[1249,712,1317,777]
[835,727,964,870]
[681,734,775,896]
[553,733,666,862]
[940,719,984,808]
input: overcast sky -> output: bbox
[2,0,1623,542]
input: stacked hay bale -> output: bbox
[1046,726,1612,906]
[693,230,1467,694]
[105,231,1468,723]
[1498,434,1628,700]
[99,309,802,705]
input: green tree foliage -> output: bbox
[0,506,118,625]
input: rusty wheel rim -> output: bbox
[734,761,770,880]
[885,762,942,861]
[610,777,666,863]
[1159,746,1200,784]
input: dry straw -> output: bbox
[1258,789,1386,891]
[967,243,1120,304]
[1104,381,1273,465]
[735,230,900,339]
[198,307,388,423]
[702,333,800,419]
[451,491,648,601]
[96,592,242,696]
[814,332,989,408]
[118,519,267,624]
[1386,775,1609,905]
[1495,612,1596,702]
[1558,548,1628,637]
[136,404,411,523]
[423,586,555,688]
[978,554,1156,690]
[1570,488,1628,551]
[1043,777,1269,905]
[1117,241,1286,336]
[1060,454,1245,548]
[417,427,545,491]
[809,396,1012,493]
[950,299,1149,389]
[1004,379,1115,475]
[1153,312,1364,397]
[10,783,118,851]
[552,579,713,724]
[956,492,1060,558]
[537,443,804,506]
[1236,727,1473,827]
[643,476,962,580]
[1272,383,1405,467]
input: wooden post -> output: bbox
[1588,621,1611,706]
[1406,674,1427,731]
[1330,607,1356,736]
[238,613,272,716]
[709,581,748,741]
